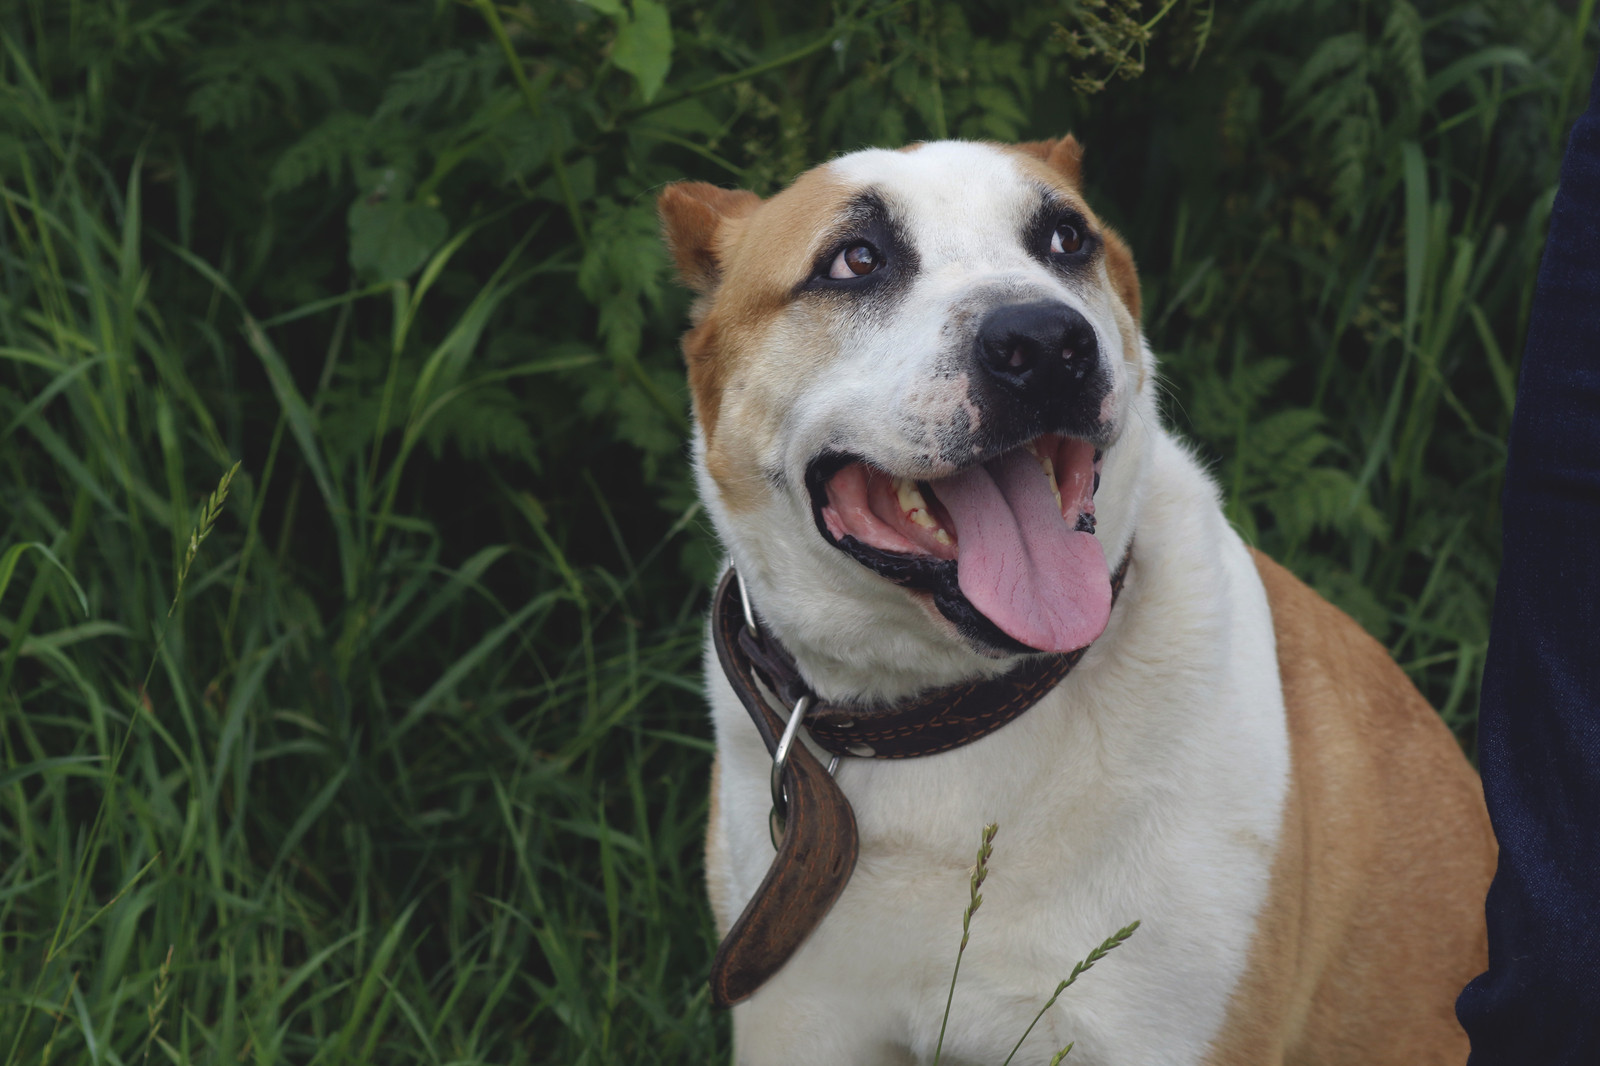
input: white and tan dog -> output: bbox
[658,137,1495,1065]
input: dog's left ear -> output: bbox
[657,182,764,294]
[1013,134,1085,189]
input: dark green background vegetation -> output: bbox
[1,0,1594,1060]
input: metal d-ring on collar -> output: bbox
[738,570,840,828]
[769,693,811,844]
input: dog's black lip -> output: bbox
[805,440,1103,656]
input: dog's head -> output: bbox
[660,138,1154,698]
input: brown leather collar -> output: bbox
[708,548,1132,1007]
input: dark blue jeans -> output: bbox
[1455,61,1600,1061]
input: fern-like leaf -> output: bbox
[267,112,368,195]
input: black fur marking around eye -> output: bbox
[1023,191,1098,274]
[797,193,921,302]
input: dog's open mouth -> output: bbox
[808,435,1110,655]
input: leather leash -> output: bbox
[708,549,1132,1007]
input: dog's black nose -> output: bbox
[974,301,1098,390]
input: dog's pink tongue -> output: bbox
[932,449,1110,653]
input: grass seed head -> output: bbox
[962,822,999,938]
[170,461,241,615]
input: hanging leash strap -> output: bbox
[708,548,1132,1007]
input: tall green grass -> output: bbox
[0,0,1594,1062]
[0,127,722,1063]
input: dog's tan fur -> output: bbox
[1202,552,1494,1064]
[660,170,854,446]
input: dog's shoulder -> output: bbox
[1203,549,1494,1065]
[1249,548,1480,798]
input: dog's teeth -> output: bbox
[1037,455,1064,512]
[894,476,927,517]
[1023,443,1066,515]
[895,477,945,534]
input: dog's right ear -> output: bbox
[1012,135,1085,190]
[657,182,763,294]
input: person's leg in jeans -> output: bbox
[1455,59,1600,1063]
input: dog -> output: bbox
[657,136,1495,1065]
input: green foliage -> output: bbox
[610,0,677,102]
[348,191,451,282]
[1132,0,1596,735]
[187,40,368,131]
[1054,0,1214,94]
[0,0,1594,1061]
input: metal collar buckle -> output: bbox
[738,571,840,847]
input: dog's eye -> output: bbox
[829,243,880,279]
[1051,221,1084,255]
